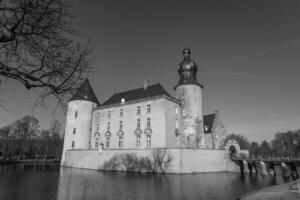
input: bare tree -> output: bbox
[0,0,93,107]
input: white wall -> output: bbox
[62,149,240,173]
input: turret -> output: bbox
[61,79,99,165]
[175,48,204,148]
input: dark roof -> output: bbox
[69,79,100,105]
[101,84,173,106]
[203,114,216,134]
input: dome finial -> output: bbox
[183,48,191,56]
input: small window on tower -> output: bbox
[72,141,75,148]
[108,111,111,118]
[120,109,123,117]
[73,128,76,134]
[75,111,78,119]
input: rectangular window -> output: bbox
[108,110,111,118]
[72,141,75,148]
[137,119,141,128]
[136,135,141,148]
[147,118,151,127]
[75,111,78,119]
[73,128,76,134]
[96,123,99,131]
[146,135,151,148]
[95,138,99,148]
[107,122,110,130]
[120,109,123,117]
[175,106,178,115]
[120,121,123,129]
[137,106,141,115]
[119,136,123,148]
[175,119,179,129]
[106,137,110,148]
[147,104,151,113]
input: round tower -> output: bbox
[61,79,99,165]
[174,48,204,148]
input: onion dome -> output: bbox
[69,79,100,105]
[174,48,203,89]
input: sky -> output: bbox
[1,0,300,142]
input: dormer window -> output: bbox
[121,98,126,104]
[204,126,208,132]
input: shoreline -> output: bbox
[0,159,61,164]
[239,180,300,200]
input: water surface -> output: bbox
[0,164,289,200]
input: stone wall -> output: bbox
[62,148,240,173]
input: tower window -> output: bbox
[146,135,151,148]
[96,123,99,131]
[119,136,123,148]
[137,106,141,115]
[75,111,78,119]
[136,135,141,148]
[175,119,179,129]
[108,111,111,118]
[73,128,76,134]
[147,118,151,127]
[120,121,123,129]
[137,119,141,128]
[175,106,178,114]
[72,141,75,148]
[120,109,123,117]
[147,105,151,113]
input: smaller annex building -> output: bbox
[61,49,242,173]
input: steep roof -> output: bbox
[101,84,174,106]
[203,114,216,134]
[69,79,100,105]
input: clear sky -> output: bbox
[1,0,300,142]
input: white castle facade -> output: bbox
[61,49,241,173]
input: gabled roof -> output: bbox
[101,84,173,106]
[203,114,216,134]
[69,79,100,105]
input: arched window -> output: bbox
[119,136,123,148]
[136,135,141,148]
[95,138,99,148]
[106,136,110,148]
[146,135,151,148]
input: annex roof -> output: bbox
[101,84,174,106]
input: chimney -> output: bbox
[144,80,149,90]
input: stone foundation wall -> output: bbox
[62,148,240,173]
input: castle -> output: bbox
[61,49,240,173]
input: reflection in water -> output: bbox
[0,164,288,200]
[56,167,287,200]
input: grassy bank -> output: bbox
[240,180,300,200]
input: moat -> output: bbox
[0,163,291,200]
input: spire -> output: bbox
[174,48,203,89]
[69,79,100,105]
